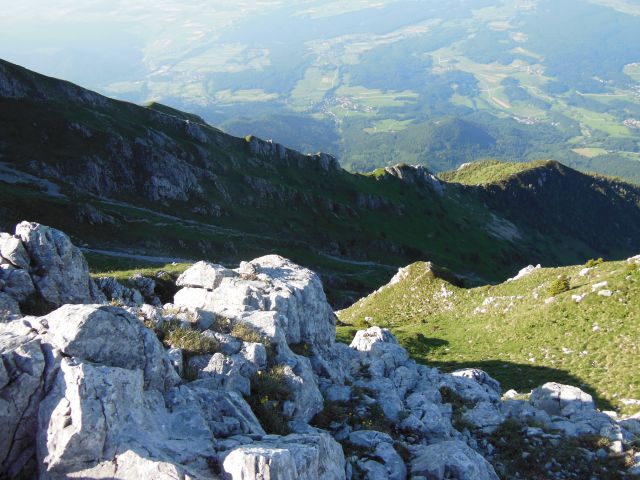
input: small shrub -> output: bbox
[290,342,312,357]
[488,419,634,480]
[182,364,200,381]
[361,403,394,434]
[312,400,350,429]
[153,271,180,304]
[248,365,293,435]
[440,386,476,431]
[548,274,570,296]
[585,258,604,268]
[251,365,291,402]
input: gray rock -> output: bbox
[238,261,257,277]
[325,384,352,402]
[0,232,30,269]
[166,384,265,437]
[404,392,454,440]
[530,382,596,417]
[373,442,407,480]
[95,276,144,307]
[166,348,184,376]
[176,261,237,290]
[250,255,336,348]
[0,291,21,320]
[349,326,397,352]
[451,368,501,396]
[0,264,36,302]
[45,304,180,390]
[222,432,344,480]
[348,430,394,449]
[129,273,160,305]
[15,222,105,307]
[241,342,267,371]
[359,460,390,479]
[278,358,324,422]
[0,324,47,477]
[439,373,501,405]
[411,440,499,480]
[462,401,505,434]
[37,358,215,479]
[189,352,251,395]
[206,331,243,355]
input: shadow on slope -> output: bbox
[336,328,614,411]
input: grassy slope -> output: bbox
[439,159,551,185]
[338,258,640,414]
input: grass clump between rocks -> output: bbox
[248,365,293,435]
[488,419,638,480]
[146,320,219,357]
[230,321,266,344]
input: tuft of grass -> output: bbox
[230,321,267,344]
[151,320,220,357]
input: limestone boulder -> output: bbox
[0,321,48,477]
[0,291,21,320]
[411,440,499,480]
[221,432,344,480]
[530,382,596,418]
[0,233,30,269]
[176,261,238,290]
[173,255,336,351]
[44,304,180,391]
[0,265,36,302]
[15,222,105,307]
[95,276,144,307]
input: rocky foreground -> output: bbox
[1,222,639,479]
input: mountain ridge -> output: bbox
[2,58,640,305]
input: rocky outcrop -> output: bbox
[0,222,105,318]
[173,255,336,350]
[247,136,341,174]
[1,222,639,479]
[382,163,445,196]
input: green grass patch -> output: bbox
[339,258,640,414]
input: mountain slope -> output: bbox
[2,58,640,306]
[338,257,640,413]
